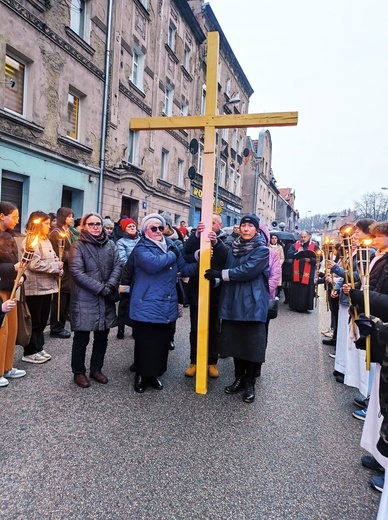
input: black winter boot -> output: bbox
[243,379,255,403]
[225,377,245,394]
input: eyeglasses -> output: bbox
[150,226,164,232]
[86,222,102,228]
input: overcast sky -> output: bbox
[208,0,388,217]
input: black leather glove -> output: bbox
[170,247,180,259]
[100,284,113,296]
[204,269,222,280]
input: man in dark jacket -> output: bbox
[183,214,229,378]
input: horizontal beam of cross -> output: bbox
[130,111,298,131]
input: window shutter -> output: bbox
[67,93,79,139]
[4,55,24,115]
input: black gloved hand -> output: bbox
[170,247,180,259]
[204,269,222,280]
[100,283,114,296]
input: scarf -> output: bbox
[147,235,168,253]
[232,236,258,258]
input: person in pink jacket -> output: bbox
[257,224,281,377]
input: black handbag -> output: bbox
[267,298,279,320]
[176,276,189,305]
[16,285,32,346]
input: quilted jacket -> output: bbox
[69,230,122,331]
[130,236,198,324]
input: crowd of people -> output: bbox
[0,204,282,403]
[2,199,388,514]
[319,218,388,518]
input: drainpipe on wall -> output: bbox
[253,162,259,213]
[97,0,114,214]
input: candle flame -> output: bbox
[316,249,323,257]
[361,238,373,247]
[27,234,39,250]
[59,232,67,239]
[32,218,41,225]
[340,223,355,237]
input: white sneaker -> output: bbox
[22,353,47,364]
[39,350,52,360]
[3,368,27,378]
[0,376,10,387]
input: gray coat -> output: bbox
[69,230,122,331]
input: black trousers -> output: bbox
[189,304,219,365]
[50,292,71,333]
[233,357,260,382]
[71,329,110,375]
[24,294,52,356]
[117,293,132,331]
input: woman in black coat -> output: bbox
[69,212,121,388]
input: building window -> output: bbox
[219,159,226,188]
[221,127,228,142]
[177,159,184,187]
[180,99,188,117]
[231,129,237,151]
[70,0,86,39]
[132,48,144,90]
[67,92,80,140]
[161,149,169,180]
[236,171,241,196]
[200,85,206,115]
[164,85,173,116]
[229,165,235,193]
[4,54,25,116]
[225,78,231,96]
[128,130,139,165]
[241,101,246,114]
[183,44,190,70]
[198,143,204,174]
[168,21,177,52]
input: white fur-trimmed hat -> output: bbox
[141,213,166,233]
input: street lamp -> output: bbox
[214,98,241,212]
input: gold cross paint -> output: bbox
[130,32,298,394]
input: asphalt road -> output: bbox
[1,288,381,519]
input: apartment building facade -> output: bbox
[0,0,254,228]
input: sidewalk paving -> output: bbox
[1,293,381,519]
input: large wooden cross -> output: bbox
[130,32,298,394]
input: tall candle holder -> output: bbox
[323,237,335,311]
[358,237,373,370]
[339,223,358,336]
[56,232,67,321]
[314,248,323,307]
[1,219,41,328]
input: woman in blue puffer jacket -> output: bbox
[129,213,198,394]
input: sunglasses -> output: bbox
[86,222,102,228]
[150,226,164,232]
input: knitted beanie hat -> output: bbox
[141,213,166,233]
[120,217,137,232]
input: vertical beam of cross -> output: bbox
[195,32,219,394]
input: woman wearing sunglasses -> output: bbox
[128,213,199,393]
[68,213,121,388]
